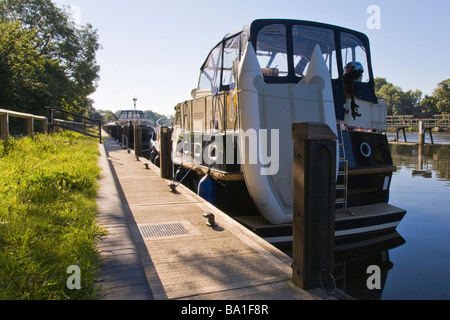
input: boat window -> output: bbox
[198,43,223,93]
[119,111,143,120]
[340,32,370,83]
[222,35,240,90]
[292,25,338,79]
[255,24,289,78]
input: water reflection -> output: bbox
[390,143,450,183]
[335,142,450,300]
[334,231,405,300]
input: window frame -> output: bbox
[250,19,377,103]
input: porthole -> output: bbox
[360,142,372,158]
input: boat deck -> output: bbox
[234,203,406,244]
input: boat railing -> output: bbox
[156,114,174,129]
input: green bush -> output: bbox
[0,132,106,300]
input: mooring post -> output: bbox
[160,126,173,179]
[419,120,425,145]
[291,122,337,292]
[134,125,143,157]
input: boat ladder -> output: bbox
[336,121,348,212]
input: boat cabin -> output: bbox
[193,19,377,123]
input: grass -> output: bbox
[0,131,106,300]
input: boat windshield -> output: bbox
[119,111,145,120]
[255,23,370,84]
[195,20,374,104]
[197,32,247,95]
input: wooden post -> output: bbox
[160,126,173,179]
[27,117,34,137]
[48,108,55,133]
[396,127,407,142]
[134,125,143,157]
[291,122,337,291]
[98,120,102,144]
[425,127,434,144]
[42,118,48,134]
[419,120,425,145]
[0,113,9,140]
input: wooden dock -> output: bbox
[96,133,334,300]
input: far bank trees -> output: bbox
[375,77,450,116]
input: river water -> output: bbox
[339,132,450,300]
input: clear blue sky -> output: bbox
[53,0,450,116]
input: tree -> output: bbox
[144,110,164,124]
[100,110,118,123]
[420,94,439,114]
[0,0,101,115]
[376,81,404,115]
[374,77,388,93]
[401,89,422,114]
[0,20,46,113]
[433,79,450,114]
[375,77,422,115]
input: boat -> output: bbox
[105,110,156,159]
[165,19,406,243]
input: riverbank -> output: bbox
[386,131,450,145]
[0,132,105,300]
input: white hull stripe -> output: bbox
[263,222,400,244]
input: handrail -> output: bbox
[45,107,98,122]
[0,109,47,120]
[45,107,102,144]
[386,114,450,128]
[0,108,48,140]
[156,114,174,128]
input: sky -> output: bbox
[53,0,450,116]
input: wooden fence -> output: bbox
[0,109,47,140]
[386,114,450,130]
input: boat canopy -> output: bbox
[119,110,145,120]
[196,19,377,119]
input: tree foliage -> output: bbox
[0,0,101,115]
[375,77,449,115]
[433,79,450,114]
[375,77,422,115]
[0,20,45,112]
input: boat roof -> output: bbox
[222,19,369,42]
[201,19,370,72]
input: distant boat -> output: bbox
[117,110,149,126]
[105,110,156,159]
[161,19,406,243]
